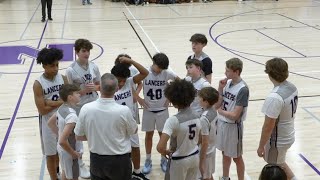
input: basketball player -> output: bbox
[157,79,201,180]
[137,53,179,174]
[185,59,211,116]
[111,56,149,180]
[47,84,82,180]
[114,54,142,124]
[33,47,68,180]
[198,87,219,180]
[257,58,298,180]
[65,38,100,179]
[187,33,213,83]
[215,58,249,180]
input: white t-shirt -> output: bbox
[143,67,177,111]
[74,98,137,155]
[261,81,298,146]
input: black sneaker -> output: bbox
[48,17,53,21]
[41,18,45,22]
[132,172,149,180]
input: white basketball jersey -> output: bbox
[114,77,135,115]
[220,79,249,123]
[56,104,82,152]
[65,61,101,108]
[185,76,211,116]
[37,73,65,119]
[143,67,177,111]
[163,108,201,157]
[262,81,298,146]
[200,108,218,155]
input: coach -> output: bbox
[74,73,138,180]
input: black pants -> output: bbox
[41,0,52,19]
[90,152,132,180]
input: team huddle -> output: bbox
[33,34,298,180]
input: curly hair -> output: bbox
[111,63,130,78]
[74,39,93,52]
[164,79,196,109]
[114,54,132,68]
[153,53,169,70]
[189,33,208,45]
[265,58,288,82]
[59,84,80,102]
[198,87,219,106]
[36,48,63,65]
[226,57,243,75]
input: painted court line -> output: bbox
[302,107,320,122]
[20,2,41,40]
[124,3,160,53]
[298,153,320,175]
[255,29,307,57]
[0,20,49,159]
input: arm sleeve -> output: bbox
[162,116,178,137]
[261,94,283,119]
[235,86,249,107]
[200,116,210,135]
[202,58,213,76]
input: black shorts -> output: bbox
[90,152,132,180]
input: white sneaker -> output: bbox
[79,163,90,179]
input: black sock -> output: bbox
[57,166,60,173]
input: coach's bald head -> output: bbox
[100,73,118,98]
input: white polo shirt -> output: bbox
[74,98,137,155]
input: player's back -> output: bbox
[273,80,298,145]
[201,108,218,154]
[170,107,201,158]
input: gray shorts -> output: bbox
[216,119,243,158]
[142,109,169,132]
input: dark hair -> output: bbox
[189,33,208,45]
[74,39,93,52]
[111,63,130,78]
[259,164,287,180]
[59,84,80,102]
[226,57,243,75]
[164,79,196,109]
[114,54,132,68]
[198,87,219,106]
[265,58,288,82]
[152,53,169,70]
[36,48,63,65]
[185,59,203,69]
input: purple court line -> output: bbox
[61,0,69,38]
[0,20,49,159]
[255,29,307,57]
[276,13,320,31]
[208,8,320,81]
[20,2,41,40]
[298,153,320,175]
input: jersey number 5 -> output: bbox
[188,124,196,140]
